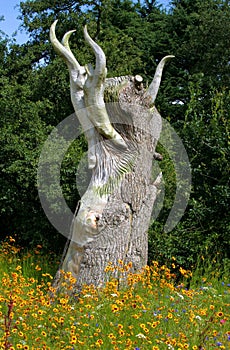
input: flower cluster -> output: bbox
[0,239,229,349]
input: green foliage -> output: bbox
[148,0,230,269]
[157,0,230,119]
[149,78,230,269]
[0,0,229,270]
[0,36,68,250]
[0,236,59,280]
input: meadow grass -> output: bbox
[0,237,229,350]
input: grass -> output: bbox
[0,237,229,350]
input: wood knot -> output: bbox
[85,211,101,230]
[154,152,163,161]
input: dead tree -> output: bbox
[50,20,174,289]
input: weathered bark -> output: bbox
[50,21,173,290]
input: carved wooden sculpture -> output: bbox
[50,20,174,289]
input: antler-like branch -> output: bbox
[50,20,127,156]
[62,30,78,63]
[50,20,98,169]
[83,25,106,79]
[50,20,81,71]
[144,55,175,105]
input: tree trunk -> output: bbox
[49,21,173,290]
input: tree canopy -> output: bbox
[0,0,229,267]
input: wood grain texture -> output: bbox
[50,22,172,290]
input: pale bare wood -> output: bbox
[50,21,173,290]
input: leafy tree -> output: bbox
[149,78,230,269]
[147,0,230,269]
[0,64,51,246]
[158,0,230,118]
[0,0,229,271]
